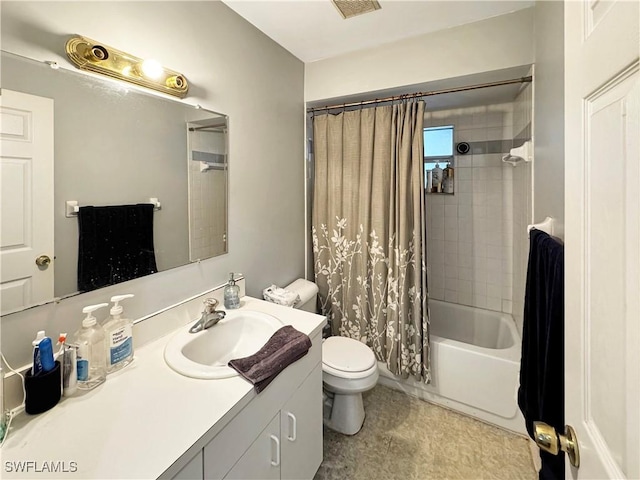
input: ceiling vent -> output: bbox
[331,0,381,19]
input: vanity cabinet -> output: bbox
[1,296,326,480]
[224,363,322,480]
[216,365,323,480]
[280,365,323,480]
[168,337,323,480]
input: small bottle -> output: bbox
[103,294,135,373]
[31,330,46,376]
[74,303,108,390]
[426,170,433,192]
[62,345,78,397]
[432,162,443,193]
[443,163,455,194]
[38,337,55,373]
[224,273,240,309]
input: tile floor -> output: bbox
[314,385,537,480]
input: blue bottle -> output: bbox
[31,331,55,375]
[38,337,55,373]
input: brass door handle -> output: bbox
[35,255,51,268]
[534,421,580,468]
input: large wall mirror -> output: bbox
[0,51,228,315]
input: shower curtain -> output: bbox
[312,101,430,383]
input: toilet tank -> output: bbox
[285,279,318,313]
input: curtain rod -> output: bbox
[307,76,533,113]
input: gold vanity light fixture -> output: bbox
[65,35,189,98]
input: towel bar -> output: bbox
[65,198,161,218]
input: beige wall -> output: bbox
[533,0,565,237]
[1,1,305,367]
[305,8,535,103]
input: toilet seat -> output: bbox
[322,336,377,380]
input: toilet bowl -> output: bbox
[285,279,378,435]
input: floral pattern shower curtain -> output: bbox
[312,101,431,383]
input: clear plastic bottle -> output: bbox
[103,294,135,373]
[74,303,108,390]
[224,273,240,309]
[432,162,443,193]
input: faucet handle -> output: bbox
[203,298,219,313]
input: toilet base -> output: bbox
[323,391,365,435]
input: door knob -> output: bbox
[534,421,580,468]
[35,255,51,267]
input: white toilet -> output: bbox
[285,279,379,435]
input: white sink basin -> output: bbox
[164,310,283,379]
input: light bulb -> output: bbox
[140,59,163,79]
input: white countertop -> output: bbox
[1,296,325,479]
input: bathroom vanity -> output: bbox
[1,295,325,480]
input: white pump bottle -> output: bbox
[74,303,108,390]
[103,294,135,373]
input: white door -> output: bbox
[565,1,639,478]
[0,89,54,315]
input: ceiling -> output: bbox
[221,0,534,63]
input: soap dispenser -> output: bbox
[73,303,108,390]
[103,294,135,373]
[224,273,240,309]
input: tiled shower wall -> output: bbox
[425,103,520,315]
[188,130,227,261]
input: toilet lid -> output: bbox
[322,336,376,373]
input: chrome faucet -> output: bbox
[189,298,226,334]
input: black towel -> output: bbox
[228,325,312,393]
[517,229,564,480]
[77,204,157,292]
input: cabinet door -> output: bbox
[281,364,323,480]
[224,413,281,480]
[171,449,203,480]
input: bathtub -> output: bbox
[377,299,526,434]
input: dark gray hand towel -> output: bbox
[228,325,312,393]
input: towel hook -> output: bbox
[527,216,555,237]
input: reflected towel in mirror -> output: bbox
[77,204,157,292]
